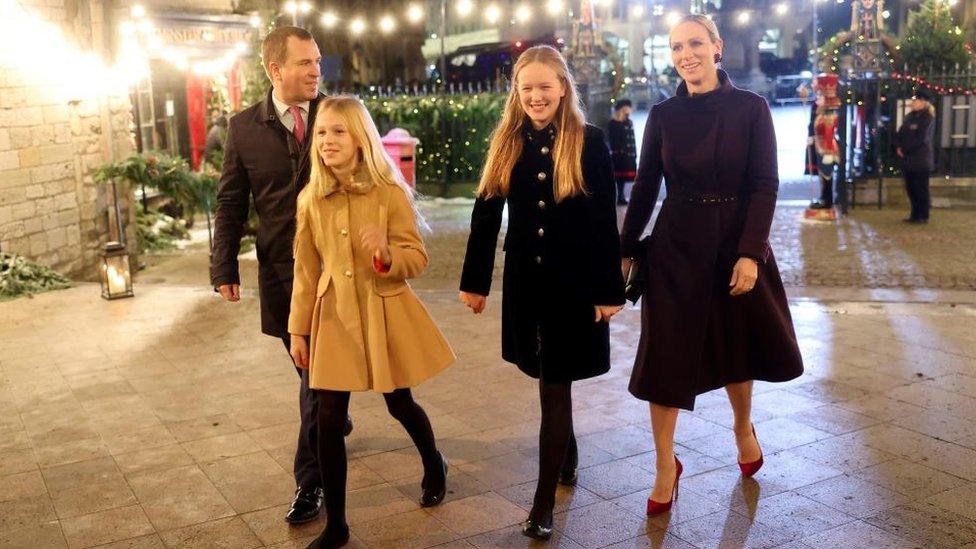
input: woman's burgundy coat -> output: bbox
[620,71,803,410]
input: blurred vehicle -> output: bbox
[772,73,813,105]
[428,36,563,86]
[760,52,799,77]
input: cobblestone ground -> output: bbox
[2,282,976,548]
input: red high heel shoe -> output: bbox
[737,425,764,477]
[646,456,683,516]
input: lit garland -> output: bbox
[890,71,975,95]
[271,0,584,38]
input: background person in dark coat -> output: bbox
[459,46,625,540]
[210,26,350,526]
[896,88,936,224]
[620,15,803,516]
[607,98,637,205]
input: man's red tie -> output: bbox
[289,105,305,145]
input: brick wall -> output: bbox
[0,0,137,280]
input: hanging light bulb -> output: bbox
[321,11,338,28]
[379,15,396,34]
[485,4,501,24]
[407,3,425,23]
[349,18,366,35]
[456,0,474,17]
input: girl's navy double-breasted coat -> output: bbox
[620,71,804,410]
[460,123,626,382]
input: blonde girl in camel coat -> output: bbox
[288,96,454,549]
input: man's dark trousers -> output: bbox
[282,337,320,489]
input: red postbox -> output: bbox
[381,128,420,188]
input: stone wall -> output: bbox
[0,0,137,280]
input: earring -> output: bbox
[714,53,722,63]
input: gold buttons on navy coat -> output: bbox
[537,228,545,237]
[541,146,550,155]
[537,172,547,181]
[538,200,546,209]
[535,256,542,264]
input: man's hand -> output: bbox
[218,284,241,302]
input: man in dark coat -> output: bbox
[210,26,349,525]
[896,88,936,224]
[606,99,637,205]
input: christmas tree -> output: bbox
[898,0,970,71]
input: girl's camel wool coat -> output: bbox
[288,176,455,392]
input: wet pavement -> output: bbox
[2,102,976,547]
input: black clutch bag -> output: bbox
[624,236,650,305]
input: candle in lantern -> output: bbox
[107,265,127,295]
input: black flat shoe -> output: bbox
[420,453,449,507]
[520,514,553,540]
[305,524,349,549]
[285,486,323,524]
[344,415,353,437]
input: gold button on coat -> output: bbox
[537,228,545,237]
[538,200,546,209]
[537,172,547,181]
[344,270,353,278]
[340,228,348,236]
[541,146,550,155]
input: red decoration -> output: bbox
[890,71,975,96]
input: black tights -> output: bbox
[530,380,578,522]
[315,388,442,531]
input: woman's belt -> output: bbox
[666,189,740,204]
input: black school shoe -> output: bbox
[420,453,449,507]
[305,524,349,549]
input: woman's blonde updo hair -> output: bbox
[672,14,722,44]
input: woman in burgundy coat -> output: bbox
[620,15,803,516]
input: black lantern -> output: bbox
[100,242,133,300]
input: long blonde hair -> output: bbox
[298,96,418,217]
[477,45,587,202]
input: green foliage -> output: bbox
[363,93,507,187]
[95,152,218,224]
[0,252,72,301]
[136,205,189,253]
[899,0,970,71]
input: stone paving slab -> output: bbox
[2,283,976,548]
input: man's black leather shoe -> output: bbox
[344,415,353,437]
[285,486,323,524]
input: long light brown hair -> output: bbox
[298,96,426,228]
[477,45,587,202]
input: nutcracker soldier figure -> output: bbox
[807,73,842,213]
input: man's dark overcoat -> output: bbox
[210,89,323,337]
